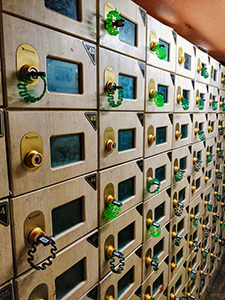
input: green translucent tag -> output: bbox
[202,251,208,259]
[212,101,217,111]
[155,44,167,60]
[198,130,206,141]
[154,93,164,107]
[149,224,161,238]
[103,203,121,220]
[181,97,189,110]
[207,203,212,212]
[193,218,198,228]
[107,88,124,107]
[105,9,120,36]
[175,237,181,246]
[206,154,213,163]
[194,160,202,172]
[174,169,184,182]
[201,68,209,78]
[222,223,225,230]
[213,236,218,243]
[189,272,196,281]
[198,98,205,110]
[146,178,160,194]
[215,194,221,201]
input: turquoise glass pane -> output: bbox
[176,248,183,263]
[213,70,217,81]
[118,75,135,99]
[211,121,215,131]
[119,16,136,46]
[191,280,195,291]
[206,193,210,202]
[193,230,198,241]
[181,124,188,139]
[44,0,79,20]
[183,89,189,100]
[179,188,186,201]
[50,134,83,168]
[178,218,184,233]
[197,150,202,160]
[199,122,204,131]
[192,255,197,266]
[194,204,199,214]
[155,165,166,182]
[200,93,205,100]
[55,258,85,300]
[118,222,134,250]
[118,129,135,152]
[175,276,182,293]
[153,273,163,294]
[157,84,168,103]
[184,53,191,70]
[159,39,169,61]
[153,238,164,256]
[155,203,165,222]
[118,177,135,202]
[156,126,167,145]
[208,170,212,179]
[47,58,80,94]
[118,267,134,297]
[180,157,187,170]
[196,178,201,189]
[52,197,83,236]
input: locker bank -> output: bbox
[0,0,224,299]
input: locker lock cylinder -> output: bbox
[148,134,156,144]
[105,139,117,152]
[175,130,182,139]
[106,297,115,300]
[171,262,177,270]
[145,255,159,271]
[190,214,199,227]
[186,293,195,300]
[27,227,57,271]
[201,248,209,258]
[145,294,155,300]
[24,150,43,169]
[105,245,125,274]
[170,293,179,300]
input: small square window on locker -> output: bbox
[220,65,225,90]
[209,56,220,88]
[219,90,225,112]
[0,111,9,199]
[147,16,176,72]
[143,189,170,243]
[99,112,143,169]
[99,159,143,226]
[192,113,207,144]
[2,0,96,42]
[195,48,210,84]
[145,66,175,112]
[0,199,13,286]
[144,113,172,157]
[142,262,168,300]
[171,177,190,219]
[7,110,97,196]
[207,113,217,140]
[176,34,196,79]
[208,86,219,112]
[194,82,209,113]
[99,248,142,300]
[99,48,145,111]
[3,14,96,109]
[144,152,172,201]
[171,145,192,182]
[99,0,146,60]
[174,76,194,112]
[11,173,97,275]
[14,231,99,300]
[173,114,192,149]
[192,141,206,172]
[99,205,142,279]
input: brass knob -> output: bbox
[173,199,179,206]
[190,214,195,220]
[29,227,45,244]
[146,256,152,267]
[218,125,222,130]
[204,201,208,205]
[193,157,198,163]
[145,295,152,300]
[189,241,194,247]
[216,147,221,152]
[177,94,182,103]
[214,191,218,196]
[171,262,177,270]
[149,89,157,98]
[215,169,219,173]
[221,77,225,83]
[146,218,154,227]
[197,65,202,73]
[174,166,180,173]
[220,101,224,107]
[175,130,182,139]
[148,134,156,144]
[106,245,115,258]
[206,152,211,157]
[106,81,116,93]
[150,41,158,51]
[106,195,116,204]
[178,56,185,64]
[172,231,178,238]
[209,99,214,105]
[19,64,39,83]
[205,176,209,182]
[107,296,115,300]
[105,139,117,152]
[196,96,201,104]
[208,126,212,132]
[188,267,193,273]
[192,186,197,192]
[194,128,200,134]
[24,150,43,169]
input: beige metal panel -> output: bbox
[99,0,146,60]
[192,141,206,171]
[147,16,176,72]
[2,0,96,42]
[205,137,216,170]
[79,285,99,300]
[185,262,200,299]
[0,199,13,285]
[208,86,219,112]
[14,230,99,300]
[171,177,190,219]
[3,14,97,109]
[171,145,192,183]
[145,66,175,113]
[206,113,217,140]
[142,260,168,300]
[186,245,202,273]
[209,56,220,88]
[7,110,97,196]
[143,190,170,243]
[99,159,143,227]
[172,113,192,149]
[128,290,141,300]
[195,48,210,85]
[168,244,187,283]
[175,35,196,79]
[168,264,186,299]
[190,168,204,201]
[99,47,145,111]
[198,274,210,299]
[0,53,2,106]
[169,208,189,253]
[174,75,194,113]
[191,113,207,144]
[144,113,172,158]
[11,173,97,275]
[220,65,225,90]
[0,112,9,198]
[217,112,225,141]
[204,163,216,189]
[186,226,202,259]
[142,224,169,280]
[144,152,172,202]
[189,194,204,231]
[99,205,142,279]
[99,112,143,169]
[99,248,142,300]
[193,81,209,113]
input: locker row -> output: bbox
[1,0,225,88]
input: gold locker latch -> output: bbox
[145,294,154,300]
[105,245,125,274]
[178,47,185,64]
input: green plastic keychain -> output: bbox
[198,130,206,141]
[221,223,225,230]
[193,217,199,228]
[152,256,159,271]
[154,93,164,107]
[174,169,185,182]
[149,224,161,238]
[105,9,121,36]
[146,178,160,194]
[207,203,213,212]
[107,88,124,107]
[154,44,167,60]
[201,67,209,78]
[174,236,182,246]
[215,193,221,201]
[212,235,218,243]
[221,103,225,111]
[198,98,205,110]
[193,160,202,172]
[189,270,197,281]
[202,249,208,259]
[206,154,213,163]
[103,203,121,220]
[212,101,218,111]
[181,97,189,110]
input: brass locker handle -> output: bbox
[194,127,199,134]
[105,139,117,152]
[148,134,156,144]
[171,262,177,270]
[24,150,43,169]
[175,130,182,139]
